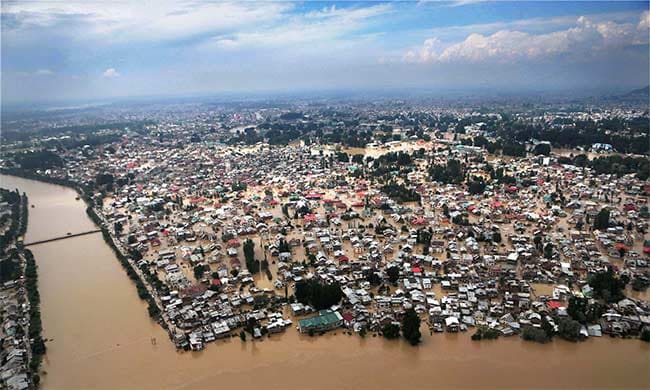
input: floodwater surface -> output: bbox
[1,174,649,390]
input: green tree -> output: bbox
[521,326,550,343]
[557,318,582,341]
[588,268,627,303]
[294,279,343,310]
[533,143,551,156]
[243,238,259,273]
[593,208,610,230]
[567,296,588,323]
[193,264,208,280]
[401,308,421,346]
[382,323,400,339]
[386,266,400,285]
[641,328,650,342]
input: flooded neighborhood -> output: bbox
[0,173,648,389]
[1,97,649,389]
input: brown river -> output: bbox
[1,174,649,389]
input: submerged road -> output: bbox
[23,230,101,246]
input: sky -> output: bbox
[2,1,649,104]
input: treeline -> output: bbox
[469,136,527,157]
[11,150,63,170]
[381,183,421,203]
[495,118,649,155]
[23,249,46,380]
[0,249,21,283]
[0,190,27,284]
[557,154,650,180]
[429,159,464,184]
[0,189,28,254]
[256,120,376,147]
[368,152,414,178]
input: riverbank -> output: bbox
[0,187,46,388]
[1,171,169,335]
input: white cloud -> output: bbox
[445,0,485,7]
[639,10,650,30]
[34,69,54,76]
[417,0,484,7]
[2,1,292,42]
[204,4,391,49]
[102,68,120,78]
[405,12,650,64]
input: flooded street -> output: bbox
[1,174,649,390]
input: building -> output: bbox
[297,310,343,333]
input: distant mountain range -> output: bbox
[598,85,650,103]
[622,85,649,98]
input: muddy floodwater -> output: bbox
[1,174,649,390]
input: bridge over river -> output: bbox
[23,230,101,247]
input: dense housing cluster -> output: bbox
[1,99,648,354]
[0,188,43,390]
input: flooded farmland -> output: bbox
[1,174,649,390]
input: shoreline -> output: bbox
[1,170,171,338]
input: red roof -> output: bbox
[412,217,426,225]
[411,267,422,274]
[547,301,563,310]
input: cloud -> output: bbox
[405,12,650,64]
[34,69,54,76]
[639,10,650,30]
[206,4,391,49]
[102,68,120,78]
[417,0,484,7]
[445,0,485,7]
[2,1,292,43]
[3,1,390,56]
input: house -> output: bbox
[297,310,343,333]
[445,316,460,332]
